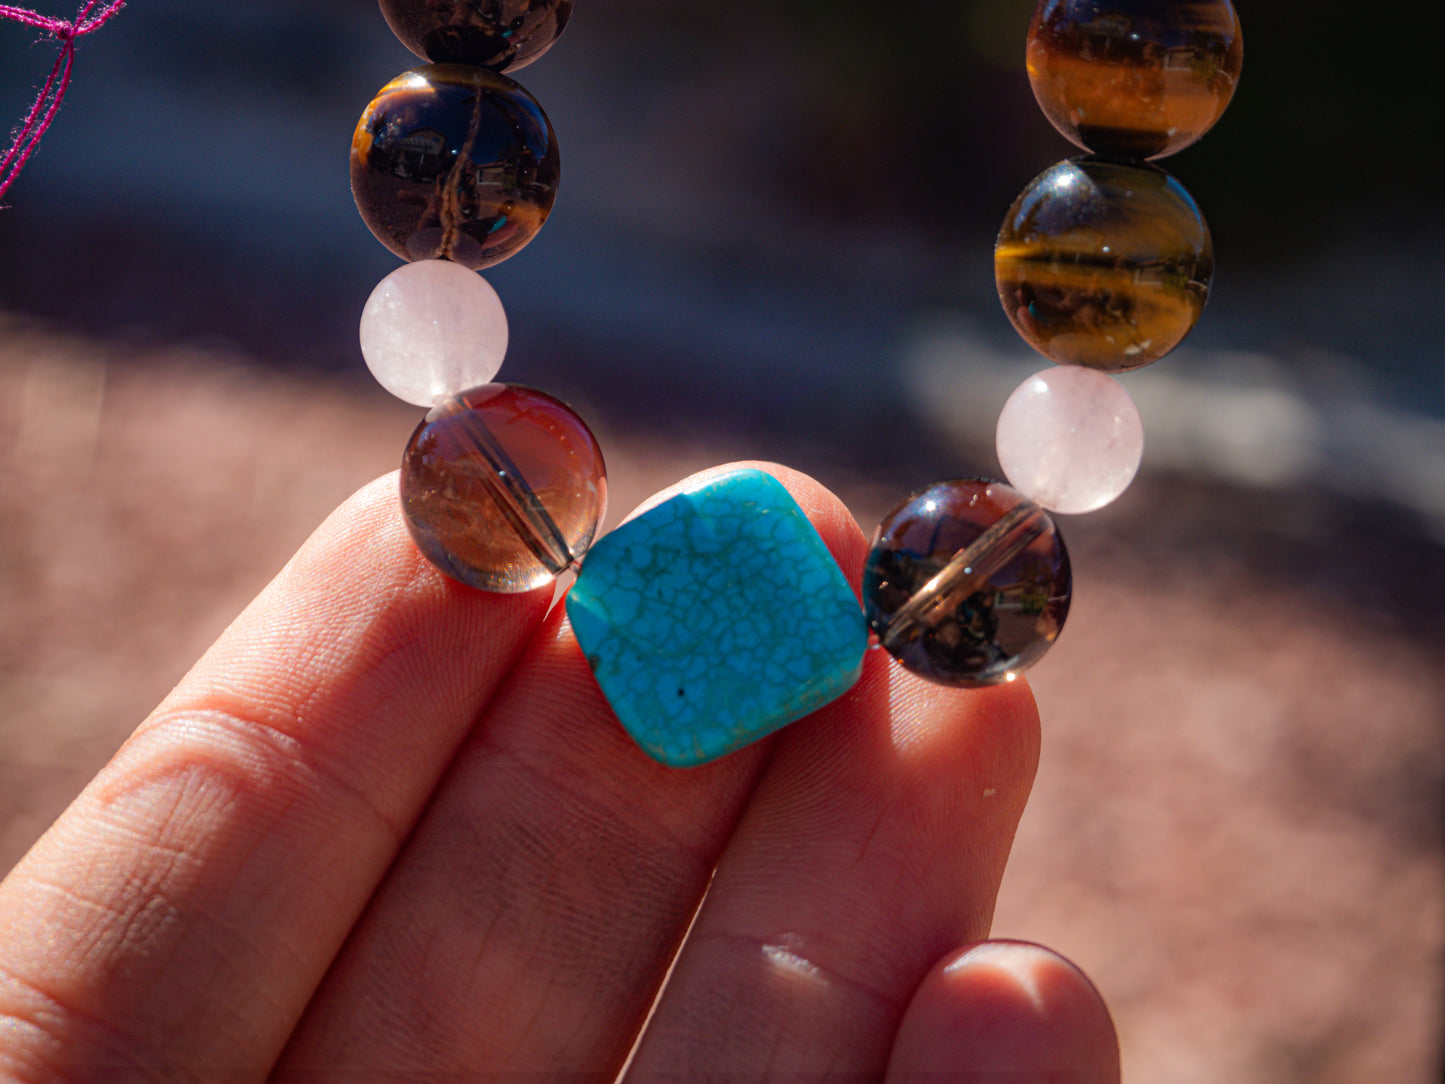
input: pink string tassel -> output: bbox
[0,0,125,204]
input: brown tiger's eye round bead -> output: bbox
[863,480,1071,688]
[1027,0,1243,160]
[401,384,606,593]
[378,0,574,73]
[995,156,1212,372]
[351,64,559,270]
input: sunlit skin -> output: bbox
[0,465,1120,1081]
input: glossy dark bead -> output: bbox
[378,0,574,72]
[401,383,606,593]
[996,156,1212,371]
[863,480,1071,687]
[351,64,559,270]
[1027,0,1243,160]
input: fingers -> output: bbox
[622,654,1040,1076]
[886,941,1121,1083]
[271,462,869,1078]
[273,461,1043,1080]
[0,475,555,1081]
[0,460,1070,1083]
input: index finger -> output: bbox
[0,474,553,1081]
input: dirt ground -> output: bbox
[1,317,1441,1083]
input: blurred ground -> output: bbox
[2,0,1444,1081]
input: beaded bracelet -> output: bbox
[351,0,1243,767]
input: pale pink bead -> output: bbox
[359,259,508,407]
[996,366,1144,514]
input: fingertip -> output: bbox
[277,471,452,592]
[172,469,557,723]
[887,940,1120,1083]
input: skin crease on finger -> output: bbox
[0,475,559,1081]
[272,461,1038,1078]
[0,463,877,1081]
[617,649,1043,1077]
[0,462,1111,1082]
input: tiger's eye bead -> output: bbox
[1027,0,1243,160]
[351,64,559,270]
[996,157,1212,371]
[863,480,1071,687]
[379,0,574,72]
[401,384,606,593]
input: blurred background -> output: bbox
[1,1,1441,1080]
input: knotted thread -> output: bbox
[0,0,125,204]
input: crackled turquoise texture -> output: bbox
[566,468,867,767]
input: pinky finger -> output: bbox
[885,941,1120,1083]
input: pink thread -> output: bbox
[0,0,125,204]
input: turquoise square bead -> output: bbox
[566,468,868,767]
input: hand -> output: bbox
[0,463,1119,1081]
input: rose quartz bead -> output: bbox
[996,366,1143,514]
[359,260,508,407]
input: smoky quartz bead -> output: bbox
[863,480,1071,687]
[1027,0,1244,160]
[378,0,575,72]
[401,384,606,593]
[996,156,1212,371]
[351,64,559,270]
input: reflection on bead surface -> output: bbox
[996,157,1212,371]
[360,260,508,407]
[1028,0,1243,159]
[379,0,574,72]
[863,480,1071,687]
[351,65,559,270]
[401,384,605,592]
[996,366,1143,514]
